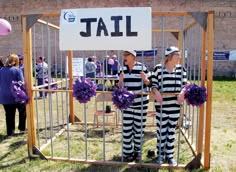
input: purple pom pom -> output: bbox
[112,87,136,110]
[11,81,29,104]
[184,84,207,107]
[72,77,97,103]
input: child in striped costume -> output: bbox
[151,46,187,166]
[118,50,150,162]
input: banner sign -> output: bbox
[59,7,152,50]
[213,51,230,60]
[136,48,158,57]
[229,50,236,61]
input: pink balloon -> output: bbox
[0,18,12,35]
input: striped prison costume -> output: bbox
[119,62,150,158]
[150,64,187,160]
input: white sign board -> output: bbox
[66,57,87,76]
[59,7,152,50]
[229,50,236,61]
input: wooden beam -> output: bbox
[37,19,60,30]
[22,15,37,156]
[204,11,214,169]
[68,51,75,124]
[46,156,186,169]
[39,11,192,18]
[152,11,191,16]
[152,29,180,33]
[184,21,197,32]
[178,32,182,51]
[41,13,60,18]
[197,29,207,154]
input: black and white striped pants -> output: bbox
[122,107,147,157]
[155,101,180,160]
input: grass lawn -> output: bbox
[0,80,235,172]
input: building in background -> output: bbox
[0,0,235,77]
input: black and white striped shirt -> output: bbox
[151,64,187,93]
[151,64,187,114]
[119,62,149,109]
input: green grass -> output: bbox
[212,80,236,101]
[0,80,236,172]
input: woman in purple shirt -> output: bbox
[0,54,26,137]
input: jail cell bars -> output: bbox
[22,11,214,169]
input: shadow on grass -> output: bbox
[0,139,27,169]
[76,154,164,172]
[0,158,28,169]
[9,140,27,149]
[78,164,163,172]
[0,132,26,143]
[0,134,8,143]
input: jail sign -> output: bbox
[59,7,152,50]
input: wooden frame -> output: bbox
[22,11,214,169]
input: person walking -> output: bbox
[0,53,26,137]
[117,50,150,162]
[150,46,187,166]
[35,56,48,99]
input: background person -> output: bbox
[0,57,4,68]
[111,54,120,75]
[18,54,24,76]
[0,53,26,137]
[92,56,102,76]
[85,56,97,79]
[35,56,48,99]
[150,46,187,166]
[102,55,113,75]
[117,50,150,162]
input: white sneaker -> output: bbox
[168,158,177,166]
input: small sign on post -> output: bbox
[65,57,87,76]
[59,7,152,50]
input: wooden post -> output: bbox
[204,11,214,169]
[178,31,183,64]
[197,28,206,154]
[178,31,182,50]
[22,15,37,156]
[68,50,75,124]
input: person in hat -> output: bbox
[117,50,151,162]
[0,53,26,137]
[150,46,187,166]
